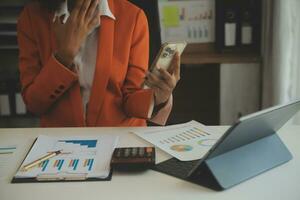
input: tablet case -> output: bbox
[154,133,292,191]
[154,100,300,190]
[188,133,292,190]
[11,138,113,183]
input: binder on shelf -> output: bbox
[224,6,238,47]
[0,79,11,116]
[243,0,261,49]
[241,5,253,45]
[0,77,28,117]
[0,4,20,50]
[15,93,26,115]
[0,94,11,116]
[14,81,27,115]
[215,0,261,53]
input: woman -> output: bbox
[17,0,180,127]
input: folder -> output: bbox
[15,93,26,115]
[0,94,11,116]
[12,135,118,183]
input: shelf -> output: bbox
[0,1,25,7]
[0,17,18,24]
[181,52,262,64]
[180,43,262,65]
[0,115,39,128]
[0,114,35,119]
[0,45,18,50]
[0,32,17,36]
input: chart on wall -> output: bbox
[158,0,215,44]
[134,121,224,161]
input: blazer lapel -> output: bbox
[86,16,115,126]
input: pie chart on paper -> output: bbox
[198,139,217,147]
[170,145,193,152]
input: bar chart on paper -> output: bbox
[15,135,118,179]
[134,121,224,161]
[19,139,99,175]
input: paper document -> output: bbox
[15,135,118,179]
[134,121,223,161]
[0,145,17,178]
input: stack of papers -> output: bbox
[0,145,17,178]
[15,135,118,180]
[133,121,224,161]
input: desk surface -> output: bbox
[0,125,299,200]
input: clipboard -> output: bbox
[11,171,113,183]
[11,135,117,183]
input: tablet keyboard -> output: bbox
[152,158,201,179]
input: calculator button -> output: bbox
[138,148,145,157]
[146,147,153,153]
[146,148,153,157]
[124,148,130,157]
[131,148,138,157]
[116,150,122,158]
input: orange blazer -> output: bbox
[17,0,155,127]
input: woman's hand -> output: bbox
[145,53,181,106]
[53,0,100,67]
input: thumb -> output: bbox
[172,53,180,80]
[168,52,180,74]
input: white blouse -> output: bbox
[53,0,156,118]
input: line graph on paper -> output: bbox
[134,121,223,161]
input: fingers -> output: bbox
[158,69,176,89]
[173,53,181,81]
[69,0,99,28]
[145,73,170,92]
[167,52,178,73]
[71,0,85,17]
[88,8,100,29]
[85,0,99,21]
[78,0,92,21]
[145,52,181,96]
[166,53,180,82]
[145,72,174,106]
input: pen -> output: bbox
[22,150,61,171]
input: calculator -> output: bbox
[111,147,155,171]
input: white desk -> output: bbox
[0,125,299,200]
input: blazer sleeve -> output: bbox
[122,9,154,119]
[17,6,78,116]
[149,95,173,125]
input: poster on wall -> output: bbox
[158,0,215,44]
